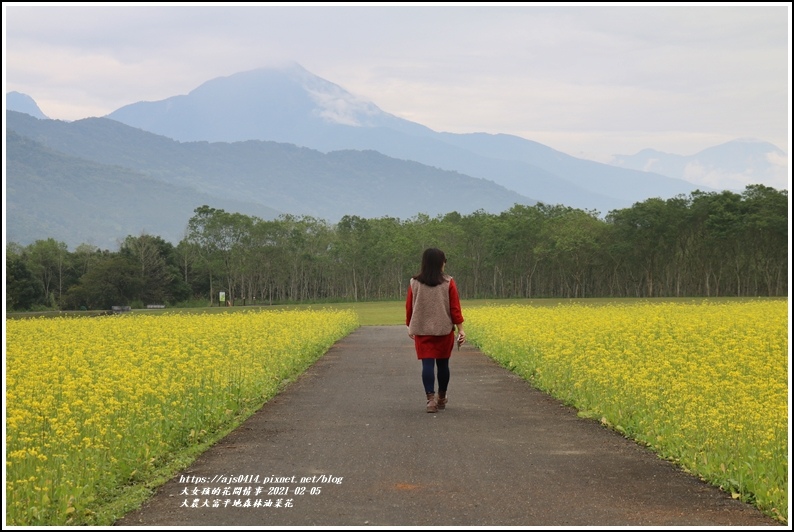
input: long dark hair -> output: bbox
[412,247,447,287]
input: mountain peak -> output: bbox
[106,62,400,143]
[6,91,49,119]
[273,62,387,127]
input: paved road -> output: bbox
[116,326,781,527]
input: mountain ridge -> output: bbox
[7,63,785,199]
[101,63,730,212]
[6,91,48,120]
[6,110,538,248]
[6,129,283,248]
[6,62,787,248]
[609,139,788,191]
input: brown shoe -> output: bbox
[426,393,438,413]
[437,391,447,410]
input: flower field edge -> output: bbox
[465,300,788,525]
[5,308,360,526]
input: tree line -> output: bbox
[5,185,788,311]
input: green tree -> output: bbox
[549,208,605,297]
[6,253,40,310]
[688,190,744,296]
[25,238,69,308]
[740,185,788,296]
[63,253,143,310]
[606,198,683,297]
[121,233,189,305]
[185,206,234,305]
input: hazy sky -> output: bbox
[3,2,791,165]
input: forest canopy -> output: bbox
[6,185,788,311]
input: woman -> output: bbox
[406,247,465,413]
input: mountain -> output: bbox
[6,91,49,119]
[609,139,789,192]
[9,64,783,248]
[105,62,721,214]
[6,110,537,248]
[6,129,283,249]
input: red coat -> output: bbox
[406,278,464,359]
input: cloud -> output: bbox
[306,85,382,127]
[642,158,662,174]
[682,160,789,192]
[4,3,790,179]
[766,150,788,169]
[763,151,791,190]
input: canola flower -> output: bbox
[6,309,359,526]
[466,300,788,524]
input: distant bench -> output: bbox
[146,304,166,309]
[111,306,132,313]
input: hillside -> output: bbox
[105,63,720,213]
[7,111,538,247]
[6,130,283,248]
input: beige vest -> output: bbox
[408,275,453,336]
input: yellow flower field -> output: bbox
[5,309,359,526]
[465,300,788,523]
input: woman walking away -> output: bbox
[406,248,465,413]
